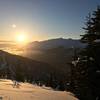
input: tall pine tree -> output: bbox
[81,6,100,44]
[72,6,100,100]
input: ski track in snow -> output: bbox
[0,79,78,100]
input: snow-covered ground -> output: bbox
[0,79,78,100]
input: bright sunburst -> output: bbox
[16,34,27,44]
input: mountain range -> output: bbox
[27,38,86,50]
[0,38,86,90]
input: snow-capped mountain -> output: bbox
[27,38,86,50]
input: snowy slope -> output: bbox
[0,79,78,100]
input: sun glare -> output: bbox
[16,34,27,44]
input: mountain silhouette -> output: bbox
[27,38,86,50]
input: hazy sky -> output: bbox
[0,0,100,41]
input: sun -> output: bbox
[16,34,27,44]
[17,34,25,42]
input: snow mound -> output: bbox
[0,79,78,100]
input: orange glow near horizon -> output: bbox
[15,33,28,45]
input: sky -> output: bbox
[0,0,100,41]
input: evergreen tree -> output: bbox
[72,6,100,100]
[81,6,100,44]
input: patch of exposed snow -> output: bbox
[0,79,78,100]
